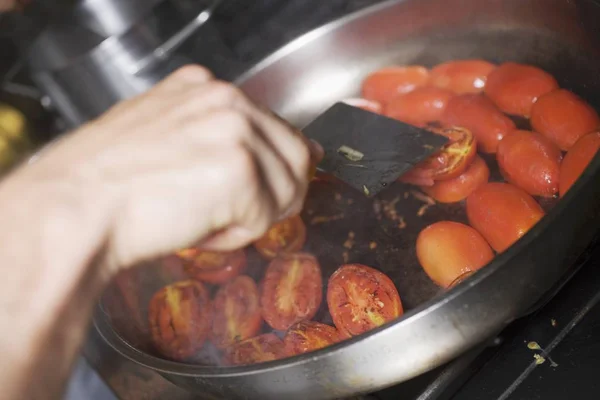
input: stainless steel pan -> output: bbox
[94,0,600,398]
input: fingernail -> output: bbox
[309,139,325,161]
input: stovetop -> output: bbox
[77,1,600,399]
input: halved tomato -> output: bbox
[421,155,489,203]
[441,93,516,153]
[211,276,262,350]
[385,86,455,127]
[361,66,430,104]
[148,280,212,361]
[254,215,307,259]
[530,89,600,151]
[341,98,383,114]
[283,321,342,356]
[416,221,494,288]
[429,59,496,94]
[327,264,403,337]
[560,131,600,197]
[466,183,545,253]
[484,62,558,117]
[496,130,563,197]
[260,252,323,331]
[399,126,477,186]
[223,333,286,366]
[175,248,246,285]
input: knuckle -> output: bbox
[291,140,312,176]
[171,65,213,82]
[209,110,254,144]
[205,81,246,106]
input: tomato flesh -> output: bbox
[466,183,545,253]
[260,252,323,331]
[399,126,477,186]
[416,221,494,288]
[484,62,558,117]
[560,131,600,197]
[530,89,600,151]
[283,321,342,356]
[327,264,403,337]
[385,86,455,127]
[211,276,262,350]
[361,66,430,104]
[175,248,246,285]
[421,155,489,203]
[429,59,496,94]
[254,215,307,259]
[223,333,286,366]
[441,93,515,153]
[496,130,563,197]
[148,280,212,361]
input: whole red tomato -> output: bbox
[441,93,515,153]
[361,66,429,104]
[530,89,600,151]
[399,126,477,186]
[385,86,455,127]
[148,280,212,361]
[211,276,263,350]
[429,59,496,94]
[496,130,563,197]
[254,215,307,259]
[421,155,489,203]
[560,131,600,197]
[466,183,545,253]
[416,221,494,288]
[260,252,323,331]
[223,333,286,366]
[175,248,246,285]
[327,264,403,337]
[484,62,558,117]
[283,321,342,356]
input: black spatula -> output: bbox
[302,102,449,197]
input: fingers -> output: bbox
[155,65,214,92]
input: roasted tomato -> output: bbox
[341,98,383,114]
[254,215,307,259]
[496,130,563,197]
[385,86,455,127]
[148,280,212,361]
[176,248,246,285]
[283,321,342,356]
[429,60,496,94]
[211,276,262,350]
[399,126,477,186]
[223,333,286,366]
[421,155,489,203]
[441,93,516,153]
[466,183,545,253]
[416,221,494,288]
[327,264,403,337]
[530,89,600,151]
[361,66,430,104]
[260,252,323,331]
[484,62,558,117]
[560,131,600,197]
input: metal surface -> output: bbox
[23,0,221,128]
[93,0,600,399]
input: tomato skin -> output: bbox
[148,280,212,361]
[466,183,545,253]
[361,66,430,104]
[484,62,558,117]
[175,248,246,285]
[441,94,516,153]
[283,321,342,356]
[260,252,323,331]
[211,276,262,350]
[223,333,286,366]
[254,215,307,259]
[560,131,600,197]
[429,60,496,94]
[327,264,403,337]
[416,221,494,288]
[496,130,563,197]
[399,126,477,186]
[421,155,489,203]
[530,89,600,151]
[385,86,455,127]
[341,98,383,114]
